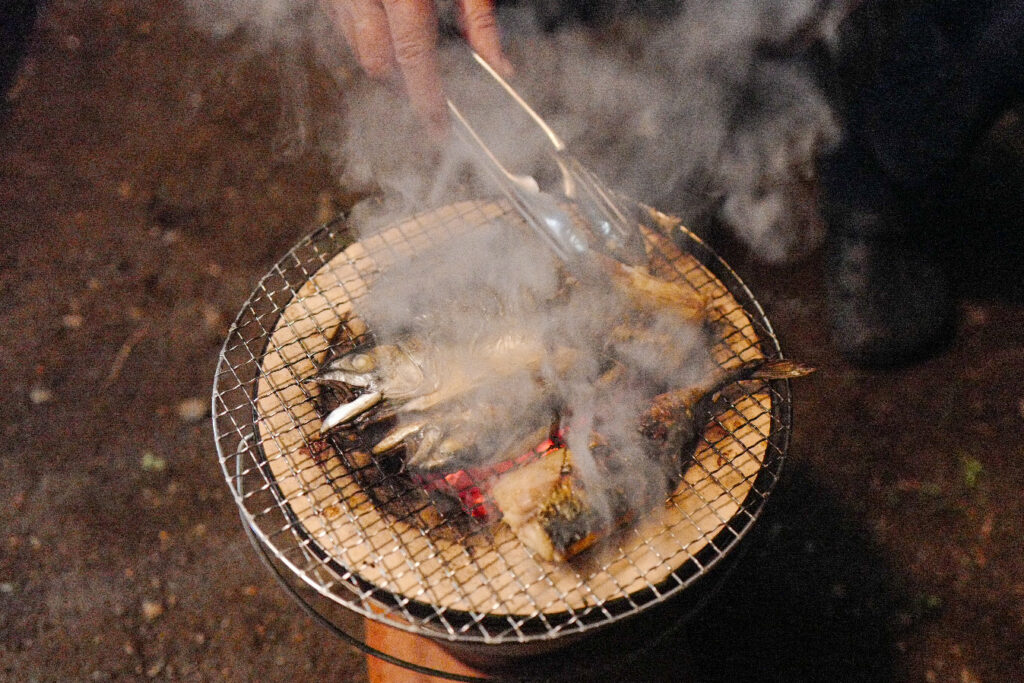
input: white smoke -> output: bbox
[184,0,844,260]
[183,0,843,525]
[356,214,716,522]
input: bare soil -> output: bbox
[2,2,1022,681]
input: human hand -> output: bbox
[325,0,512,132]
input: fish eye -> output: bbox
[346,353,374,372]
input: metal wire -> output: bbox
[211,199,792,657]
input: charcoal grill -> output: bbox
[212,198,795,679]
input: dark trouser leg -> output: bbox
[819,0,1024,366]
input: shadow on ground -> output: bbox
[466,462,905,682]
[946,111,1024,304]
[639,463,904,682]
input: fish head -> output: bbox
[317,348,382,388]
[317,342,429,395]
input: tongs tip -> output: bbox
[452,50,648,268]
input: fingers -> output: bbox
[328,0,507,133]
[323,1,356,50]
[337,0,398,79]
[380,0,447,131]
[458,0,513,76]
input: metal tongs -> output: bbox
[447,52,647,268]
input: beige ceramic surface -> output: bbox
[253,200,771,617]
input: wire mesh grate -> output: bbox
[212,198,793,647]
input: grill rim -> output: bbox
[212,203,793,646]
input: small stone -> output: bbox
[0,582,14,594]
[141,600,164,622]
[62,313,84,329]
[29,386,53,404]
[961,456,983,489]
[201,305,222,331]
[146,660,164,678]
[140,451,167,472]
[316,190,335,224]
[176,397,208,423]
[123,642,135,656]
[117,181,133,199]
[64,35,81,51]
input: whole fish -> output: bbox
[313,332,554,434]
[638,358,815,472]
[490,358,814,563]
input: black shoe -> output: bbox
[825,227,955,368]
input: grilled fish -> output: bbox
[313,332,554,434]
[491,358,814,562]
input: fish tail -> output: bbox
[746,358,816,380]
[704,358,815,404]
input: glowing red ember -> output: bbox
[414,430,566,521]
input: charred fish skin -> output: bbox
[539,466,638,562]
[490,447,636,563]
[536,472,602,562]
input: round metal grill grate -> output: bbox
[212,198,793,653]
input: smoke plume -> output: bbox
[185,0,843,529]
[185,0,844,259]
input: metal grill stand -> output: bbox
[212,199,793,679]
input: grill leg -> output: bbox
[364,617,486,681]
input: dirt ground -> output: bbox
[2,2,1022,681]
